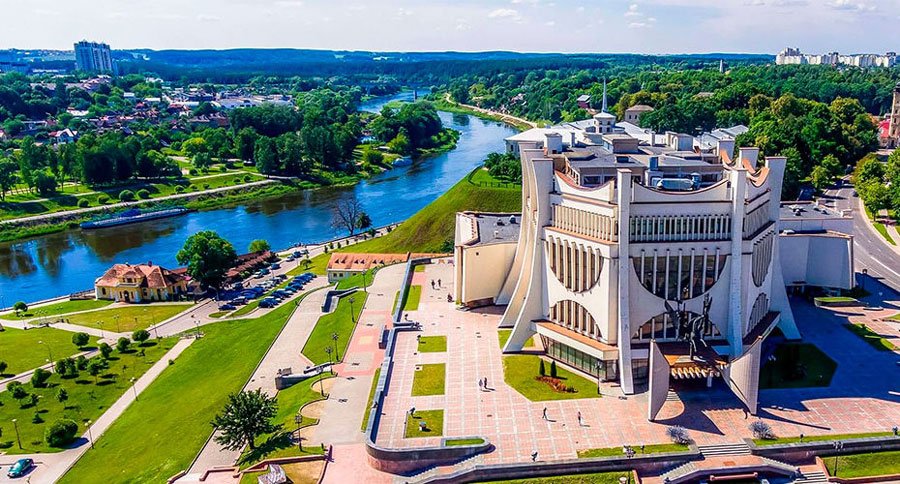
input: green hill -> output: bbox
[345,167,521,254]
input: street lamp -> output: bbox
[130,377,138,400]
[114,314,121,333]
[86,420,94,449]
[38,340,53,363]
[98,321,104,339]
[294,414,303,451]
[595,360,602,395]
[12,418,21,449]
[832,440,844,475]
[331,333,340,361]
[349,297,356,324]
[861,268,868,292]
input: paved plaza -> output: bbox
[375,262,900,467]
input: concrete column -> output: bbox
[616,169,635,394]
[728,168,747,356]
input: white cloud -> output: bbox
[274,0,304,7]
[545,20,556,26]
[488,8,520,19]
[197,14,221,22]
[397,7,414,17]
[625,4,642,17]
[828,0,876,11]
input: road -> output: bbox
[824,182,900,293]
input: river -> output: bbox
[0,92,518,303]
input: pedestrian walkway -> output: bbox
[185,287,330,475]
[0,338,194,484]
[0,348,98,392]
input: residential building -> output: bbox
[776,47,895,68]
[74,41,115,73]
[326,253,411,283]
[888,83,900,146]
[456,102,853,420]
[94,262,187,302]
[623,104,654,126]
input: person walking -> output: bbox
[577,411,583,426]
[483,377,488,390]
[542,407,548,420]
[478,379,484,391]
[437,278,442,287]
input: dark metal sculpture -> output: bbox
[664,294,713,361]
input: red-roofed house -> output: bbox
[94,262,188,302]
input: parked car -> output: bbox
[270,263,281,270]
[7,458,34,478]
[259,268,270,275]
[218,304,236,311]
[232,297,248,305]
[259,298,278,308]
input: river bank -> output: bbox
[0,95,517,302]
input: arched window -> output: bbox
[632,311,723,342]
[545,236,603,293]
[549,300,599,339]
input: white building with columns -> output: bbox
[456,104,853,419]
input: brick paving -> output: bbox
[376,263,900,468]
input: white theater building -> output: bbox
[455,102,854,419]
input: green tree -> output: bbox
[132,329,150,346]
[235,127,258,161]
[116,337,131,353]
[248,239,271,253]
[253,136,278,175]
[211,389,281,451]
[192,152,213,171]
[87,358,107,383]
[12,301,27,316]
[810,165,832,191]
[0,158,18,201]
[56,388,69,405]
[0,361,7,375]
[31,368,51,388]
[176,230,237,290]
[98,342,112,359]
[72,332,90,349]
[33,168,58,196]
[45,418,79,448]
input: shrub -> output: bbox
[118,190,135,202]
[72,332,90,349]
[136,188,151,199]
[243,175,252,182]
[98,195,109,204]
[31,368,51,388]
[77,198,90,208]
[219,165,228,172]
[116,337,131,353]
[98,342,112,359]
[132,329,150,345]
[0,361,7,375]
[189,168,199,176]
[75,355,88,370]
[202,183,210,190]
[175,185,185,193]
[666,426,691,445]
[750,420,775,440]
[549,360,557,378]
[8,382,27,400]
[32,412,44,424]
[539,359,546,376]
[44,418,79,448]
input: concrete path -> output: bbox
[0,349,98,392]
[183,287,331,476]
[0,338,194,484]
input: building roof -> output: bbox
[456,212,521,247]
[779,201,847,221]
[625,104,655,113]
[327,253,410,272]
[95,262,185,289]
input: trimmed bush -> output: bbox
[549,360,557,378]
[45,418,79,448]
[539,359,546,376]
[118,190,135,202]
[189,168,199,176]
[31,368,51,388]
[202,183,210,190]
[98,195,110,204]
[136,189,151,199]
[77,198,90,208]
[667,425,691,445]
[175,185,185,193]
[750,420,775,440]
[243,174,252,182]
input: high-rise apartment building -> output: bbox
[74,41,114,73]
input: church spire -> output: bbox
[601,78,608,113]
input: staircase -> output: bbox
[657,461,698,483]
[792,470,829,484]
[401,453,485,483]
[697,442,751,457]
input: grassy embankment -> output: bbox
[0,327,98,375]
[58,303,298,483]
[301,290,367,365]
[432,98,533,132]
[63,304,192,333]
[343,167,521,254]
[1,299,113,320]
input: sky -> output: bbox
[2,0,899,54]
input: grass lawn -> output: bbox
[340,167,521,254]
[238,374,331,467]
[472,471,632,484]
[58,303,297,484]
[301,291,367,365]
[822,450,900,478]
[578,443,690,458]
[759,343,837,389]
[287,253,329,276]
[498,329,535,349]
[414,265,426,273]
[446,438,485,446]
[335,269,375,290]
[503,355,599,401]
[753,431,894,446]
[417,335,447,353]
[873,222,896,245]
[845,323,897,351]
[403,285,422,311]
[361,367,382,431]
[0,327,98,375]
[1,299,113,321]
[405,409,444,438]
[814,296,858,304]
[0,338,176,454]
[65,304,192,333]
[411,363,446,396]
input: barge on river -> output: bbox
[80,207,193,230]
